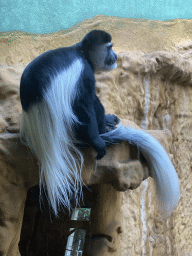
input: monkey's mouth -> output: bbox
[105,62,117,71]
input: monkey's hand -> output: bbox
[96,149,106,160]
[92,138,106,160]
[106,114,120,132]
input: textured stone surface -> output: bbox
[0,16,192,255]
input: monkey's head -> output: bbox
[80,30,118,72]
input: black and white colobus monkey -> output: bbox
[20,30,180,218]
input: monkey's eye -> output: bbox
[107,44,113,50]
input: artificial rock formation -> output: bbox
[1,16,192,255]
[0,51,173,256]
[0,114,167,256]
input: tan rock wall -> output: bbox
[0,16,192,255]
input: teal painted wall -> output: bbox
[1,0,192,33]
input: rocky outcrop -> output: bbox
[1,16,192,255]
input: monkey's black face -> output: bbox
[104,43,118,70]
[88,42,118,72]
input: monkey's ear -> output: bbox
[81,38,93,60]
[82,38,90,51]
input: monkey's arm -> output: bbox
[74,78,106,160]
[93,96,120,133]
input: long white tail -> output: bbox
[101,124,180,217]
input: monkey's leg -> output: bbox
[105,114,120,132]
